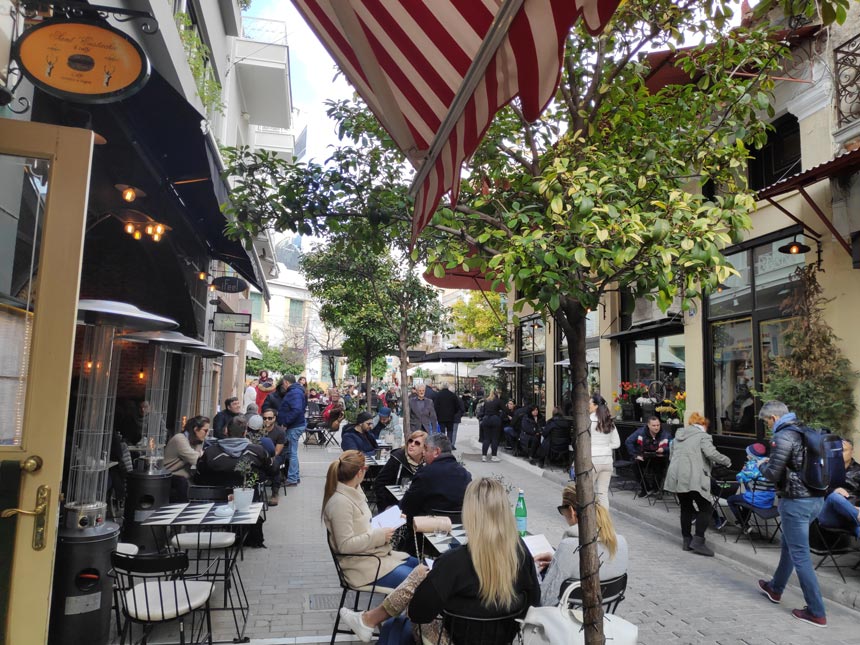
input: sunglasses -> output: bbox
[408,439,423,446]
[262,416,275,421]
[557,505,570,515]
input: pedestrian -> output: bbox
[664,412,731,556]
[276,374,308,487]
[757,400,828,627]
[589,393,620,509]
[479,390,503,462]
[432,382,464,449]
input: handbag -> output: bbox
[518,581,638,645]
[413,515,453,534]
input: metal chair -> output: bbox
[420,597,527,645]
[111,551,215,645]
[733,481,781,553]
[611,448,638,495]
[326,531,396,645]
[810,520,860,583]
[561,573,628,614]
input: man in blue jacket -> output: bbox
[625,416,671,497]
[341,411,379,455]
[276,374,307,487]
[400,433,471,519]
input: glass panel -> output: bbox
[250,292,263,321]
[518,354,545,408]
[0,154,48,446]
[708,251,752,317]
[760,318,795,384]
[585,310,599,338]
[289,298,304,326]
[712,318,755,436]
[753,237,805,309]
[630,338,657,385]
[657,334,686,397]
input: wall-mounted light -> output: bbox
[778,237,811,255]
[198,271,208,281]
[138,367,145,381]
[716,283,729,293]
[118,211,170,243]
[115,184,146,203]
[208,283,217,292]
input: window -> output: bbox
[250,292,263,322]
[620,333,686,400]
[288,299,304,326]
[518,317,546,407]
[748,114,801,191]
[711,318,754,435]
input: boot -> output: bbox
[690,535,715,557]
[682,535,692,551]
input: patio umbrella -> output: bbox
[493,359,525,368]
[407,362,459,377]
[412,347,506,363]
[291,0,623,240]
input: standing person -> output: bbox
[757,401,829,627]
[212,397,241,440]
[589,393,620,509]
[276,374,307,487]
[479,391,504,462]
[408,384,438,434]
[255,370,275,409]
[244,379,258,411]
[433,382,465,449]
[664,412,731,557]
[262,377,289,414]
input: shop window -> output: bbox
[708,251,752,317]
[518,317,545,407]
[712,317,754,435]
[760,318,795,384]
[748,114,801,191]
[621,334,686,400]
[753,239,805,310]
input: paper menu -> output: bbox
[371,505,406,530]
[523,534,555,557]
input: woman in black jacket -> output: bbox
[518,405,544,460]
[373,431,426,509]
[479,391,504,462]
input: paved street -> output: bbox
[197,418,860,644]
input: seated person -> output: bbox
[501,400,518,449]
[400,433,471,520]
[534,407,572,468]
[726,442,774,530]
[536,482,629,606]
[373,431,426,510]
[260,410,287,506]
[163,415,209,501]
[371,406,401,442]
[624,416,671,496]
[322,389,343,422]
[341,411,380,455]
[196,415,275,488]
[518,405,544,459]
[818,438,860,538]
[339,478,540,644]
[322,450,418,591]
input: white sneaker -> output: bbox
[481,455,487,462]
[339,608,373,642]
[490,456,501,463]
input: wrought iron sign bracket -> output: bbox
[19,1,159,34]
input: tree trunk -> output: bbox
[364,347,373,412]
[398,330,411,435]
[556,303,605,645]
[328,356,336,388]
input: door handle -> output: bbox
[1,484,50,550]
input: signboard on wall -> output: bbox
[212,312,252,334]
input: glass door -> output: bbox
[0,118,92,644]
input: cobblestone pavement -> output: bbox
[193,418,860,644]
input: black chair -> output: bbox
[733,481,781,553]
[710,477,740,542]
[421,596,526,645]
[111,551,215,645]
[326,531,396,645]
[810,520,860,583]
[611,448,638,495]
[561,573,628,614]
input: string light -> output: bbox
[124,222,135,235]
[133,230,142,240]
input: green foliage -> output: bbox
[245,331,304,377]
[762,265,858,434]
[753,0,851,25]
[233,456,259,489]
[175,12,225,116]
[450,293,507,350]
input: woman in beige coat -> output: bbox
[664,412,731,557]
[322,450,417,590]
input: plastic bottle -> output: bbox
[515,489,528,536]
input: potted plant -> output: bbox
[613,387,635,421]
[232,456,259,511]
[617,382,649,420]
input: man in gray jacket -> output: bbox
[409,384,438,434]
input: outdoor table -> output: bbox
[385,484,406,502]
[422,523,469,554]
[141,501,264,643]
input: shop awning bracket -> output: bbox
[797,187,853,258]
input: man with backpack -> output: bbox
[757,400,830,628]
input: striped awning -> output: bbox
[292,0,622,241]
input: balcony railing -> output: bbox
[242,16,287,45]
[835,33,860,127]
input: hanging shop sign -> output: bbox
[13,19,150,103]
[211,276,249,294]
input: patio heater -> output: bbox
[50,300,175,645]
[118,330,211,552]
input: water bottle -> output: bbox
[515,489,528,536]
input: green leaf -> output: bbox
[551,194,564,214]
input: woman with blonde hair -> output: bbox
[535,482,629,605]
[339,477,540,644]
[664,412,731,556]
[322,450,417,591]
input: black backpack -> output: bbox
[795,426,845,492]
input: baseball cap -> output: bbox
[247,414,264,431]
[378,407,391,417]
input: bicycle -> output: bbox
[647,373,676,402]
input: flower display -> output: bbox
[614,381,648,402]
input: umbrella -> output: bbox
[493,359,524,368]
[407,362,459,377]
[411,347,505,363]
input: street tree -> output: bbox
[245,331,304,377]
[450,292,508,350]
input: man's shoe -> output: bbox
[682,536,692,551]
[689,536,714,556]
[792,607,826,627]
[339,608,374,642]
[268,495,279,506]
[490,456,501,462]
[481,455,487,462]
[757,579,781,604]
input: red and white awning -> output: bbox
[292,0,622,241]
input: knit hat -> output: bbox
[746,442,767,459]
[378,407,391,418]
[356,411,374,425]
[247,414,264,431]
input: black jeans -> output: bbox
[481,417,501,456]
[678,491,712,538]
[439,420,456,447]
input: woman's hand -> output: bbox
[383,527,396,543]
[533,552,553,571]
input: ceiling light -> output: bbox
[124,222,135,235]
[133,230,142,240]
[115,184,147,203]
[145,224,154,236]
[152,233,161,242]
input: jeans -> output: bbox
[286,425,305,483]
[375,556,419,588]
[594,462,613,509]
[439,420,455,447]
[677,491,712,538]
[481,417,501,456]
[818,492,860,537]
[771,496,826,617]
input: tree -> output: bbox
[762,265,858,434]
[450,292,507,350]
[245,331,304,377]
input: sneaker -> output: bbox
[792,607,827,628]
[339,608,373,642]
[757,579,781,604]
[490,456,501,462]
[481,455,487,462]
